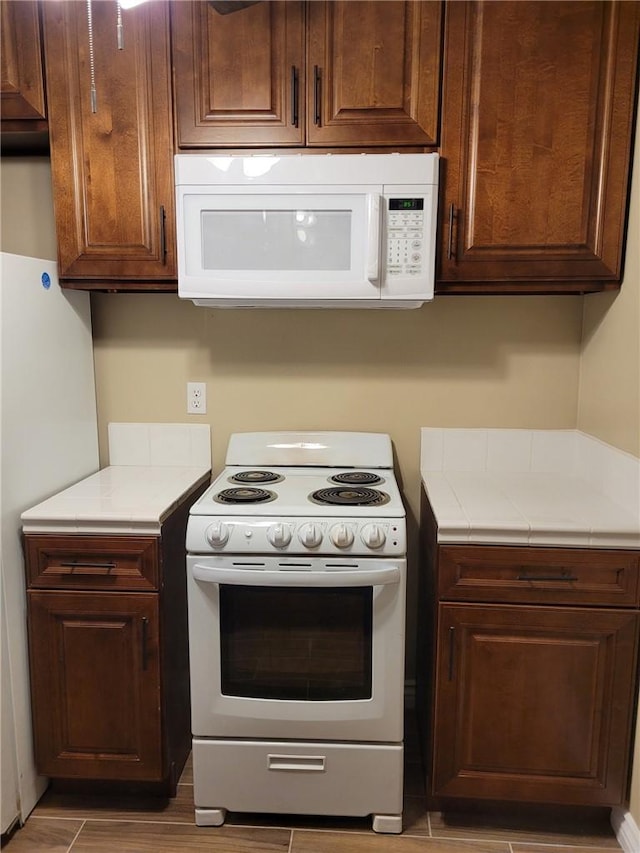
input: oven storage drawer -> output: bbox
[192,739,403,817]
[25,535,159,591]
[437,546,640,607]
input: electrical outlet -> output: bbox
[187,381,207,414]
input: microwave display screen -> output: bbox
[389,198,424,211]
[202,209,352,271]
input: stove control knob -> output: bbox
[298,522,323,549]
[330,523,354,549]
[267,523,292,549]
[206,521,230,548]
[361,523,386,550]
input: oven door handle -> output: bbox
[192,563,401,588]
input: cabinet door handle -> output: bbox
[447,203,456,260]
[59,561,116,570]
[313,65,321,126]
[159,206,167,265]
[141,616,149,671]
[291,65,299,127]
[448,626,455,681]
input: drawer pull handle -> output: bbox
[268,754,325,772]
[60,561,117,571]
[517,571,579,582]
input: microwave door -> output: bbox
[179,189,383,302]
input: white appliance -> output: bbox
[186,431,407,834]
[175,152,439,308]
[0,253,98,833]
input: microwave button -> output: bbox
[411,253,422,262]
[412,240,422,249]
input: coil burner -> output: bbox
[310,486,390,507]
[229,470,284,485]
[330,471,384,486]
[214,487,276,504]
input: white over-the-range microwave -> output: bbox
[175,152,439,309]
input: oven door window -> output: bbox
[219,585,373,701]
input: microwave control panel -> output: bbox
[386,198,426,279]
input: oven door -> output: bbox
[186,555,405,742]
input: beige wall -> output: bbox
[0,158,57,261]
[578,120,640,824]
[578,120,640,458]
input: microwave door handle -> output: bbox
[366,193,381,283]
[192,563,400,588]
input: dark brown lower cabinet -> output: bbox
[24,477,208,790]
[433,603,639,805]
[27,591,162,781]
[419,489,640,809]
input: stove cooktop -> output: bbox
[189,466,404,518]
[186,432,406,556]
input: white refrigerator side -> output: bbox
[0,252,99,831]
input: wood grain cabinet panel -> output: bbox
[42,0,176,286]
[172,0,442,148]
[172,0,305,146]
[437,0,640,293]
[438,546,640,607]
[25,535,159,591]
[306,0,442,147]
[433,603,639,805]
[1,0,46,125]
[28,591,163,781]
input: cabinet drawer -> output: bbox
[25,536,159,591]
[438,546,640,607]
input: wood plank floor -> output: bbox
[2,713,622,853]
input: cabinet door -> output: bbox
[173,0,305,147]
[42,1,176,285]
[28,591,163,780]
[1,0,46,125]
[432,604,639,805]
[437,1,640,293]
[307,1,442,146]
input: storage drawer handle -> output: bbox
[517,571,579,582]
[59,561,117,572]
[268,754,325,772]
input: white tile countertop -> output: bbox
[421,429,640,549]
[21,423,212,535]
[21,465,211,535]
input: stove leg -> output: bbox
[372,814,402,834]
[195,807,227,827]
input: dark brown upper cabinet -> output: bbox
[42,0,176,287]
[436,1,640,294]
[172,0,443,148]
[1,0,48,150]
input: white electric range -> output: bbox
[185,431,407,834]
